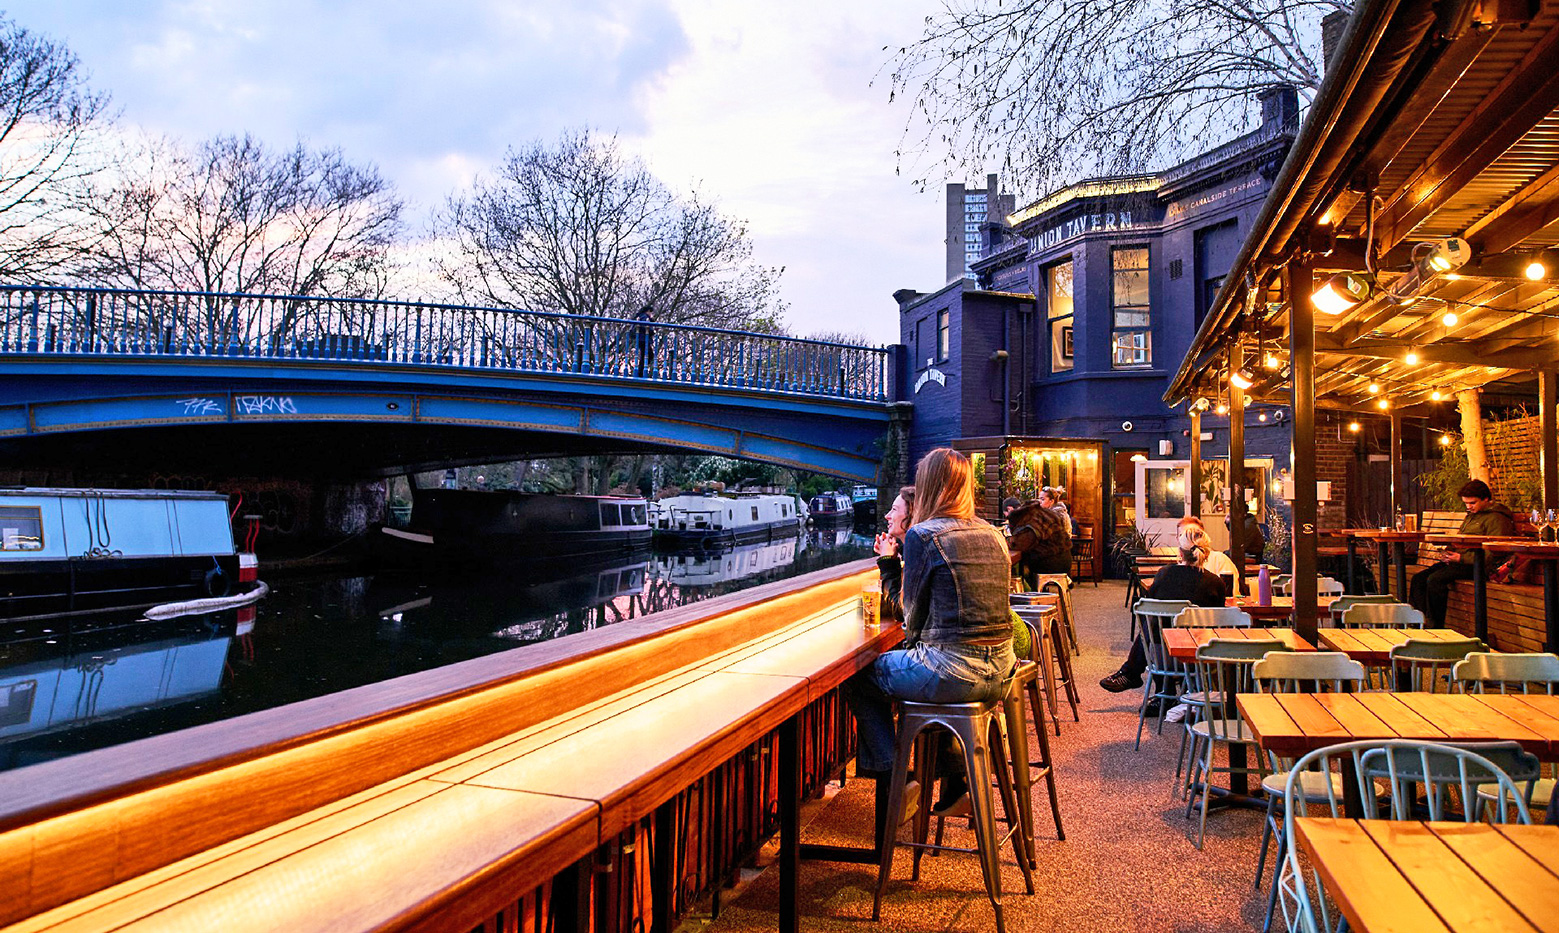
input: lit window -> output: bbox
[937,309,949,360]
[1111,247,1151,368]
[1048,259,1074,372]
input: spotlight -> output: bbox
[1526,259,1548,281]
[1130,453,1148,462]
[1405,350,1419,365]
[1442,311,1459,326]
[1348,421,1361,432]
[1230,368,1255,391]
[1312,272,1372,315]
[1425,238,1471,272]
[1368,383,1380,394]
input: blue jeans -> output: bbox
[844,642,1016,774]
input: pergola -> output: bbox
[1166,0,1559,643]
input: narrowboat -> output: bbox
[0,488,241,619]
[807,491,854,525]
[373,489,652,568]
[650,492,804,548]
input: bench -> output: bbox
[1445,579,1550,653]
[0,562,886,932]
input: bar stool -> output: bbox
[872,697,1034,933]
[1033,573,1079,656]
[1014,604,1081,728]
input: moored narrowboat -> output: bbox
[807,491,854,525]
[650,492,804,548]
[0,488,242,619]
[373,489,653,568]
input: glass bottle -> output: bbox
[1544,510,1559,544]
[1394,506,1405,532]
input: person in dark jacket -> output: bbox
[1409,479,1516,625]
[1007,499,1072,592]
[1228,503,1265,564]
[1099,526,1227,694]
[845,448,1016,814]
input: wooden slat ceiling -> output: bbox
[1182,0,1559,412]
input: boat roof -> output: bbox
[0,487,230,501]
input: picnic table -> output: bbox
[1484,541,1559,653]
[1239,691,1559,816]
[1345,529,1428,600]
[1424,533,1532,642]
[1317,627,1469,664]
[1293,818,1559,933]
[1226,594,1338,622]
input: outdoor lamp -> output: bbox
[1230,368,1255,390]
[1424,238,1471,273]
[1377,398,1390,410]
[1348,421,1361,432]
[1312,272,1372,314]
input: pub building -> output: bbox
[897,88,1302,562]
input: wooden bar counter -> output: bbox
[0,560,890,933]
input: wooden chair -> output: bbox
[1070,521,1096,586]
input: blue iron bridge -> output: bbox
[0,286,902,482]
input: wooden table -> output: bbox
[1164,626,1314,661]
[1346,530,1428,600]
[1485,541,1559,653]
[1318,627,1470,665]
[1226,594,1338,622]
[1425,534,1532,642]
[1293,818,1559,933]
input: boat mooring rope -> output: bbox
[144,580,269,621]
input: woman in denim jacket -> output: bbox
[846,447,1017,812]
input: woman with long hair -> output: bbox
[1099,522,1227,696]
[846,447,1016,814]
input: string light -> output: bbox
[1430,390,1443,401]
[1377,398,1390,410]
[1404,350,1419,365]
[1264,352,1282,370]
[1258,412,1268,422]
[1348,421,1361,432]
[1368,383,1380,394]
[1526,259,1548,280]
[1439,434,1452,446]
[1216,402,1229,415]
[1442,311,1458,326]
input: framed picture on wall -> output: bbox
[1061,326,1074,358]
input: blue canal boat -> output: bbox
[0,488,241,619]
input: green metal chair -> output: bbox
[1184,638,1289,849]
[1388,636,1484,692]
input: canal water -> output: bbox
[0,527,874,772]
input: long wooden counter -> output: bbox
[0,560,886,931]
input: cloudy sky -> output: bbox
[11,0,961,344]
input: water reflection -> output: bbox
[0,528,873,771]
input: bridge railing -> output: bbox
[0,285,892,402]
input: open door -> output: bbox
[1134,459,1190,552]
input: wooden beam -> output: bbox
[1316,334,1559,370]
[1464,161,1559,254]
[1290,255,1319,642]
[1375,26,1559,249]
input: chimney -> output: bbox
[1258,85,1299,132]
[1322,10,1349,73]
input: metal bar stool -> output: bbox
[872,697,1034,933]
[1014,604,1081,727]
[1003,660,1064,856]
[1033,573,1079,656]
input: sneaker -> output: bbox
[1142,698,1163,717]
[1099,670,1144,692]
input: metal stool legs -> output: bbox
[872,700,1033,933]
[1036,574,1079,657]
[1008,661,1064,849]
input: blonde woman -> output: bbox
[845,448,1015,812]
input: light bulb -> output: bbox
[1264,353,1281,370]
[1258,412,1268,422]
[1442,311,1458,326]
[1439,434,1451,446]
[1368,383,1380,394]
[1377,398,1390,410]
[1405,350,1419,365]
[1526,260,1547,280]
[1348,422,1361,432]
[1216,403,1229,415]
[1431,390,1443,401]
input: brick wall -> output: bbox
[1314,427,1352,532]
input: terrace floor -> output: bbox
[702,581,1276,932]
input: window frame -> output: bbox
[1110,245,1152,369]
[1046,257,1075,373]
[0,505,44,551]
[936,309,950,362]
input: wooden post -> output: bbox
[1229,345,1246,582]
[1289,255,1319,643]
[1541,371,1559,512]
[1459,389,1488,482]
[1389,409,1403,520]
[1190,409,1203,519]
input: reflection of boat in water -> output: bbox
[368,558,648,641]
[650,493,804,548]
[0,488,244,619]
[374,490,652,569]
[807,526,871,550]
[0,611,237,766]
[652,536,803,587]
[851,484,879,524]
[808,491,854,526]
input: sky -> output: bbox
[9,0,955,344]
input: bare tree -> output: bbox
[885,0,1342,194]
[0,16,110,280]
[433,129,785,331]
[78,133,403,297]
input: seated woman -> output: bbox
[846,448,1017,813]
[873,485,915,621]
[1099,524,1227,696]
